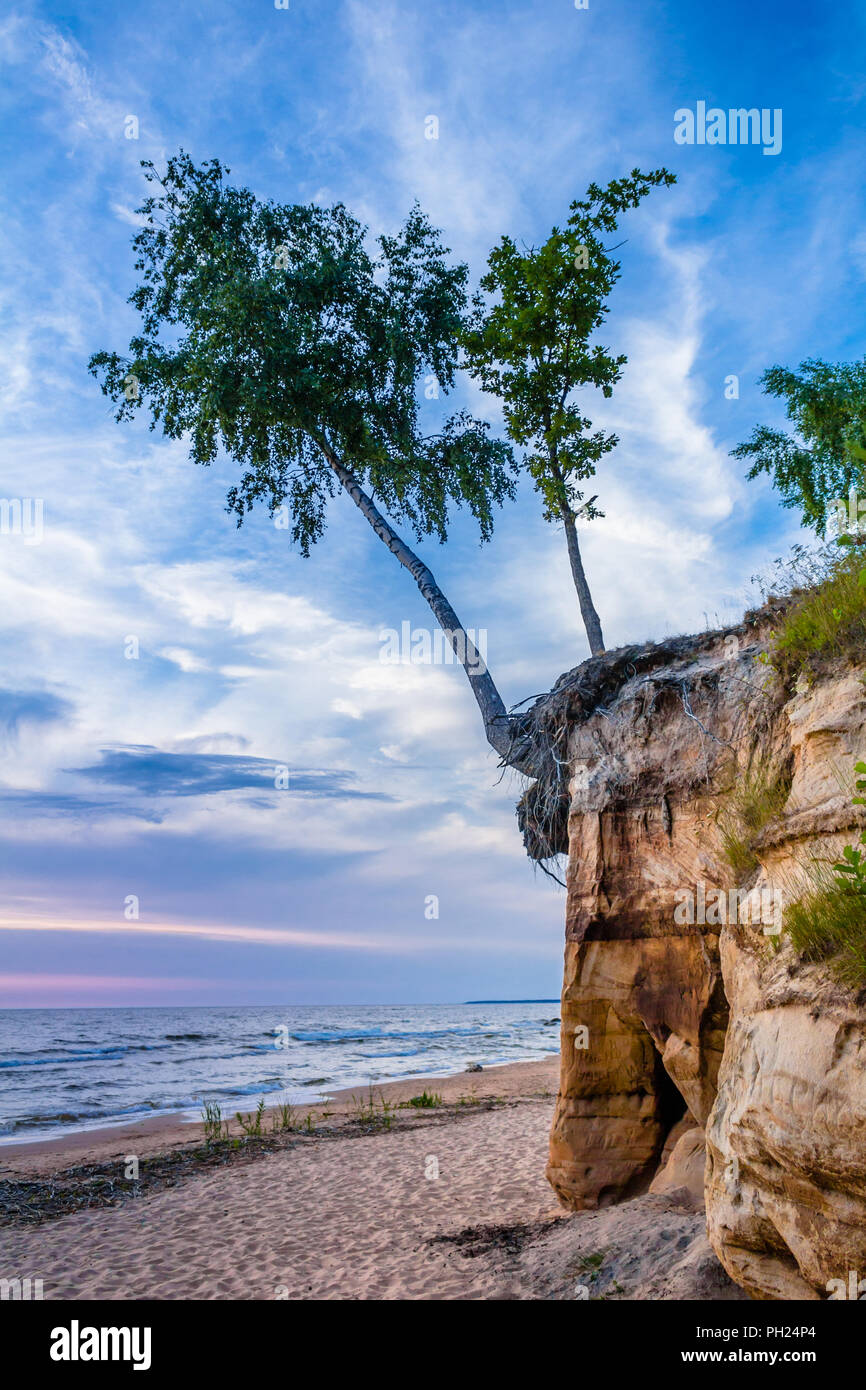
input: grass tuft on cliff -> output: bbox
[761,543,866,680]
[716,757,792,879]
[785,761,866,986]
[785,857,866,988]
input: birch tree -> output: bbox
[89,154,535,767]
[463,168,676,655]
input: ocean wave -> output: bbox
[218,1080,289,1099]
[164,1033,218,1041]
[0,1050,127,1068]
[357,1048,424,1059]
[290,1025,512,1044]
[0,1040,179,1068]
[0,1004,560,1137]
[3,1105,107,1130]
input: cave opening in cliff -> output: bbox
[653,1049,690,1149]
[595,1046,691,1207]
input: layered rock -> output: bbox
[536,619,781,1210]
[705,929,866,1299]
[649,1123,706,1207]
[702,665,866,1298]
[527,618,866,1298]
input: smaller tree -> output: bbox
[463,168,676,656]
[733,357,866,536]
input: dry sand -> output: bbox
[0,1058,745,1300]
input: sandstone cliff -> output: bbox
[523,612,866,1299]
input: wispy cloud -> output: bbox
[0,688,73,740]
[69,746,393,802]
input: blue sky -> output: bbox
[0,0,863,1007]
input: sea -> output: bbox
[0,1002,561,1143]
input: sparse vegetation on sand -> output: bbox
[235,1098,266,1137]
[201,1099,227,1144]
[400,1090,443,1109]
[350,1086,396,1130]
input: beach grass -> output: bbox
[400,1090,443,1109]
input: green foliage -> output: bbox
[236,1098,266,1137]
[351,1085,395,1129]
[785,851,866,987]
[573,1250,607,1295]
[462,169,676,525]
[717,820,760,881]
[400,1089,442,1108]
[201,1099,226,1144]
[715,757,791,880]
[785,763,866,987]
[89,151,516,553]
[272,1099,298,1133]
[577,1251,605,1272]
[832,761,866,893]
[768,547,866,677]
[833,842,866,895]
[733,357,866,535]
[785,871,866,987]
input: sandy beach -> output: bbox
[0,1058,745,1300]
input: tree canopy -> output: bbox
[89,152,535,768]
[89,152,516,554]
[462,167,676,653]
[733,357,866,535]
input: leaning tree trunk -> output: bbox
[324,452,537,775]
[562,508,605,656]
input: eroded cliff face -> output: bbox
[705,929,866,1299]
[527,616,866,1299]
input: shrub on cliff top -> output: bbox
[769,547,866,677]
[736,353,866,679]
[733,356,866,536]
[751,542,866,679]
